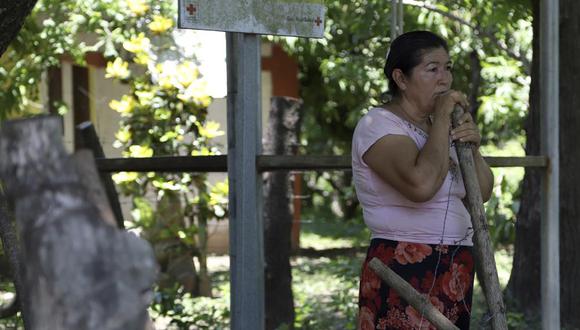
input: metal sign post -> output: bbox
[226,32,264,329]
[178,1,325,329]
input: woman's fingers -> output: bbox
[450,113,481,145]
[456,112,473,125]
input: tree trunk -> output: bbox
[0,193,26,325]
[263,97,302,330]
[0,0,38,57]
[505,0,542,321]
[508,1,580,327]
[468,50,482,119]
[0,116,157,330]
[0,4,40,323]
[558,0,580,327]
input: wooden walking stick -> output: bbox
[451,106,508,330]
[369,258,459,330]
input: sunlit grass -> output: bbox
[300,231,361,249]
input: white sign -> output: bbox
[178,0,325,38]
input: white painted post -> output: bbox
[540,0,560,329]
[226,32,264,330]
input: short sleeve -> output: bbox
[353,109,408,163]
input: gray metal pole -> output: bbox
[391,0,398,40]
[398,0,404,35]
[226,32,264,330]
[539,0,560,329]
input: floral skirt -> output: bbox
[358,238,475,330]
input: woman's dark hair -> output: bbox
[383,31,449,97]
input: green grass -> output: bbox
[150,214,523,329]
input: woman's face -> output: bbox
[403,47,453,112]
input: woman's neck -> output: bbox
[391,98,431,129]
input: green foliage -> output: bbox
[97,0,228,301]
[150,286,230,329]
[0,0,83,119]
[481,141,525,248]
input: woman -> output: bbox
[352,31,493,329]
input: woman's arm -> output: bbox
[363,113,452,203]
[363,91,468,203]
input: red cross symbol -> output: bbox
[186,4,197,16]
[314,16,322,27]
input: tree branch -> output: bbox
[0,0,39,58]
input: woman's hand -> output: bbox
[433,90,469,120]
[450,112,481,147]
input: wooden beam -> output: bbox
[94,155,548,173]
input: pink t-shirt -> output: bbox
[352,107,473,246]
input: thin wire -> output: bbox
[418,150,478,328]
[419,170,454,329]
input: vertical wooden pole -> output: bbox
[226,32,264,330]
[76,122,125,229]
[540,0,560,328]
[452,107,508,330]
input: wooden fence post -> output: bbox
[263,96,302,329]
[0,116,157,330]
[76,121,125,229]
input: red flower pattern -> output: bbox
[359,239,474,329]
[394,242,433,265]
[360,266,381,299]
[441,263,472,302]
[358,306,375,330]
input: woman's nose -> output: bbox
[439,71,452,86]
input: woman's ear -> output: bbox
[392,69,407,91]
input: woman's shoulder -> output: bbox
[355,106,406,131]
[360,106,404,123]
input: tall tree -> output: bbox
[557,0,580,327]
[0,0,38,57]
[0,0,39,323]
[508,0,580,328]
[505,0,541,322]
